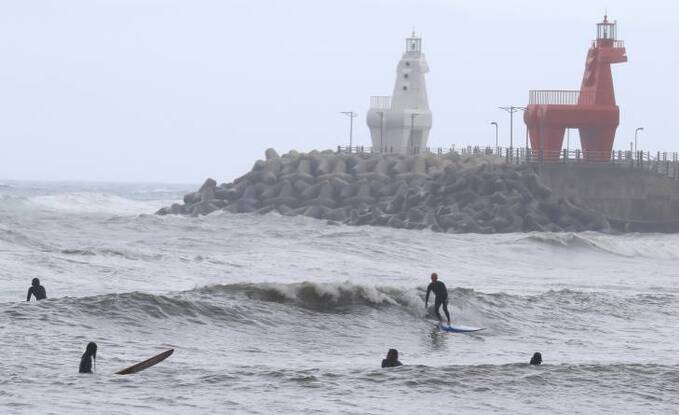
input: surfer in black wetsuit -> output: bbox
[381,348,403,368]
[530,352,542,365]
[425,272,451,326]
[79,342,97,374]
[26,278,47,301]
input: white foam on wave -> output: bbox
[20,192,170,215]
[520,231,679,259]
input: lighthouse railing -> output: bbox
[369,96,392,109]
[593,40,625,48]
[528,90,595,105]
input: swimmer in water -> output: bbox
[79,342,98,373]
[26,278,47,301]
[530,352,542,365]
[381,348,403,368]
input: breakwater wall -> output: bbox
[157,149,612,233]
[535,163,679,232]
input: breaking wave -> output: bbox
[4,283,676,334]
[0,192,170,215]
[195,282,423,311]
[518,232,679,259]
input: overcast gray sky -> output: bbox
[0,0,677,183]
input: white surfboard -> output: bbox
[432,321,485,333]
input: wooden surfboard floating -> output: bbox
[115,349,174,375]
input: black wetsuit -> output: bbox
[26,285,47,301]
[426,280,451,324]
[381,359,403,368]
[79,356,93,374]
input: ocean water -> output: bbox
[1,181,678,414]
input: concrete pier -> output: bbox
[536,163,679,231]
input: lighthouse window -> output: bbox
[403,86,408,91]
[404,73,409,79]
[405,61,410,66]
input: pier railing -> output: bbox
[336,145,679,180]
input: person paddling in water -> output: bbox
[26,278,47,301]
[381,348,403,368]
[425,272,451,326]
[79,342,97,373]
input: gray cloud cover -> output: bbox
[0,0,675,183]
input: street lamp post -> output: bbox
[490,122,498,148]
[340,111,358,151]
[499,106,526,158]
[634,127,644,155]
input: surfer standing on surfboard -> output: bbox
[425,272,451,326]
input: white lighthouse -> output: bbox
[366,32,432,153]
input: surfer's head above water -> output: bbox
[431,272,438,282]
[381,348,403,368]
[530,352,542,365]
[84,342,97,359]
[32,278,40,288]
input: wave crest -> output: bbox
[519,232,679,259]
[197,282,423,312]
[0,192,167,215]
[4,284,676,332]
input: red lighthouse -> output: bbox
[524,16,627,161]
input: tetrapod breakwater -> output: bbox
[157,148,611,234]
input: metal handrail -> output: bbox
[591,40,625,48]
[528,90,595,105]
[337,145,675,160]
[370,96,391,109]
[335,145,679,179]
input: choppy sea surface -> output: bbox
[1,181,678,414]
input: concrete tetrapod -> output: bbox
[157,149,614,234]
